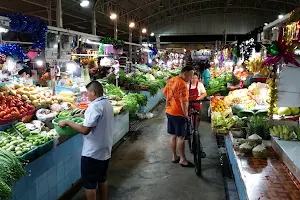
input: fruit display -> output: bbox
[211,97,228,112]
[0,94,34,121]
[57,91,76,103]
[269,125,294,140]
[275,107,300,116]
[0,84,59,108]
[252,145,268,159]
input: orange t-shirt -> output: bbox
[163,76,189,117]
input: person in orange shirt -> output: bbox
[163,65,194,167]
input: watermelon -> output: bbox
[232,104,246,115]
[255,110,268,117]
[237,110,254,118]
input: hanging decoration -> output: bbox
[267,65,278,119]
[288,8,300,24]
[284,21,300,44]
[0,44,27,61]
[26,50,38,61]
[0,13,48,49]
[239,38,255,61]
[99,37,124,49]
[97,43,104,56]
[263,39,300,67]
[0,54,7,64]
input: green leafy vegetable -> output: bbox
[0,149,26,199]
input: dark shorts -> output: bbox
[166,113,188,137]
[81,156,110,189]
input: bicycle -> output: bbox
[187,98,209,177]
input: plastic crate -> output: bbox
[21,147,37,162]
[36,139,54,158]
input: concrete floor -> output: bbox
[72,104,226,200]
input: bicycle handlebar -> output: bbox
[189,98,210,104]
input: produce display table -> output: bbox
[225,134,300,200]
[10,113,129,200]
[138,89,165,113]
[271,137,300,183]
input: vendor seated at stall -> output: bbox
[18,67,33,85]
[188,72,207,128]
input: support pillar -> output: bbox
[156,36,160,49]
[56,0,63,28]
[114,20,118,39]
[129,29,133,62]
[92,9,97,35]
[47,0,52,25]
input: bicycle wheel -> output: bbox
[193,132,203,177]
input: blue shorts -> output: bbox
[166,113,188,137]
[81,156,109,189]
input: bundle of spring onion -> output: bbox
[0,149,26,198]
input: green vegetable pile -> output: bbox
[118,71,166,96]
[0,126,53,157]
[206,73,232,96]
[212,114,235,130]
[120,93,148,114]
[248,116,269,139]
[103,83,125,100]
[0,149,26,198]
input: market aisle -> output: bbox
[72,105,225,200]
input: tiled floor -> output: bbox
[230,136,300,200]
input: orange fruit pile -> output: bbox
[211,97,228,112]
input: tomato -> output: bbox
[11,111,20,118]
[0,111,6,118]
[6,96,11,101]
[3,114,12,119]
[4,108,10,113]
[25,104,32,109]
[16,102,23,107]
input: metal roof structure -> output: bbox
[0,0,298,40]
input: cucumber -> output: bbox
[15,147,22,151]
[26,143,32,148]
[7,146,15,151]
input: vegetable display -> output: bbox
[0,123,53,156]
[206,73,232,96]
[0,149,26,199]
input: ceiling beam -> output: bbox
[138,0,296,24]
[149,8,271,31]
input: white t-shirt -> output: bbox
[187,82,206,95]
[82,97,114,160]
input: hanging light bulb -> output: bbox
[80,0,90,7]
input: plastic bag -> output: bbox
[36,109,57,122]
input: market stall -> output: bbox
[0,13,160,200]
[211,9,300,199]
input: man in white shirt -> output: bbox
[58,81,114,200]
